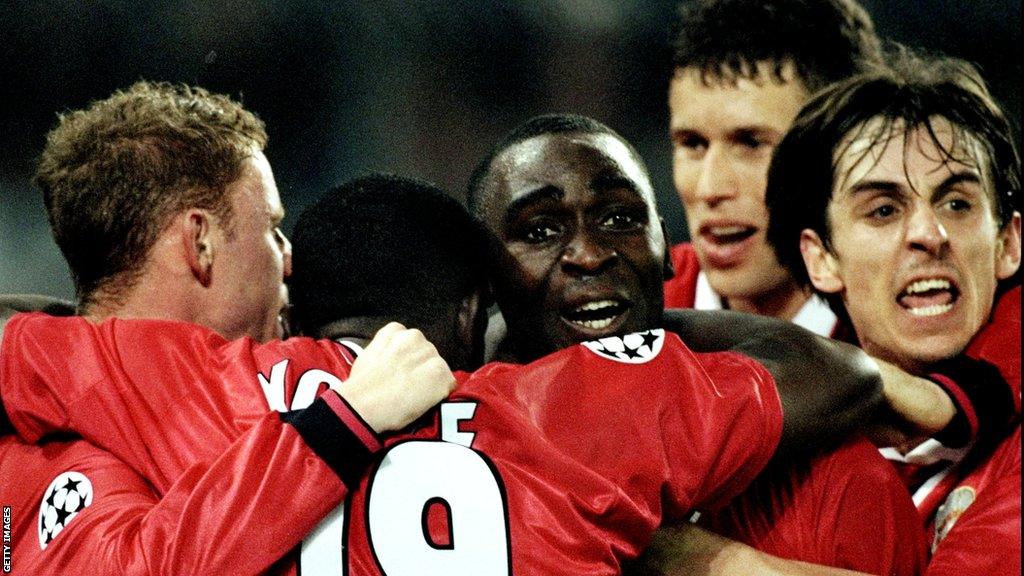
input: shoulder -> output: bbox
[0,294,75,345]
[664,243,702,309]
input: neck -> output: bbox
[81,261,208,332]
[723,281,811,321]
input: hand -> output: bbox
[869,357,955,447]
[340,322,456,433]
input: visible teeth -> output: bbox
[573,318,614,329]
[905,278,951,294]
[908,303,954,317]
[710,226,748,236]
[575,300,617,312]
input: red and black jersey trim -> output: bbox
[281,389,383,489]
[930,355,1016,448]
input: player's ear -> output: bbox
[457,290,483,348]
[800,229,843,294]
[183,209,215,287]
[660,218,675,281]
[995,211,1021,281]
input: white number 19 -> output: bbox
[300,402,511,574]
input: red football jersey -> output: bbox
[925,424,1020,576]
[0,436,314,575]
[1,313,783,574]
[1,314,378,575]
[710,437,927,575]
[921,287,1021,575]
[965,284,1020,410]
[1,437,155,575]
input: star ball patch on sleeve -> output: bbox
[582,329,664,364]
[38,471,93,549]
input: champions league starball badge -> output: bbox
[38,471,94,549]
[932,485,977,552]
[582,329,665,364]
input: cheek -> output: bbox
[671,157,701,205]
[748,197,772,229]
[500,250,551,301]
[620,242,666,296]
[844,257,894,321]
[737,159,770,202]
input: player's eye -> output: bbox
[599,210,644,231]
[673,132,707,156]
[737,133,766,150]
[273,227,288,249]
[867,203,898,220]
[943,198,972,213]
[519,222,561,243]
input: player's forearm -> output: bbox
[867,358,957,447]
[663,310,885,458]
[627,525,872,576]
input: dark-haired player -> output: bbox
[628,50,1022,576]
[665,0,884,339]
[764,52,1020,575]
[468,112,929,574]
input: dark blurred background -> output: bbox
[2,1,1020,300]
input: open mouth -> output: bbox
[703,225,757,245]
[561,299,629,330]
[897,278,959,317]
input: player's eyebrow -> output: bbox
[844,170,982,200]
[730,125,782,138]
[591,173,640,196]
[503,185,564,226]
[935,171,982,191]
[842,180,902,197]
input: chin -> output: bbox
[894,340,970,371]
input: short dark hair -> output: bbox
[766,49,1021,293]
[673,0,883,92]
[466,113,648,215]
[34,81,267,309]
[289,173,491,336]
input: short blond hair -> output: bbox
[35,81,267,307]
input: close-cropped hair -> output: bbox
[289,173,492,337]
[765,49,1021,292]
[34,81,267,309]
[673,0,884,92]
[466,113,648,215]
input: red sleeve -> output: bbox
[15,417,344,575]
[491,331,783,524]
[965,284,1020,411]
[682,349,784,511]
[711,438,927,575]
[580,331,785,516]
[0,314,375,489]
[8,397,368,576]
[0,314,381,573]
[921,286,1019,448]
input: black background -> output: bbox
[1,1,1019,299]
